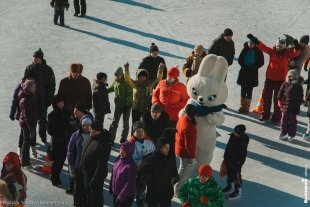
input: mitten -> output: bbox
[50,2,54,7]
[184,68,191,77]
[181,202,190,207]
[200,196,208,205]
[124,62,129,71]
[278,100,283,108]
[66,4,70,10]
[247,34,259,45]
[9,114,15,121]
[293,39,300,49]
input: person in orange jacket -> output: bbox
[247,34,300,123]
[152,66,188,127]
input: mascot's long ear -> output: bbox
[197,54,228,83]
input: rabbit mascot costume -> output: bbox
[183,54,228,166]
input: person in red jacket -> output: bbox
[152,66,188,127]
[247,34,300,123]
[174,104,198,196]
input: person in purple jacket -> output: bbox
[110,141,137,207]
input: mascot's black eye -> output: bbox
[207,95,216,101]
[192,88,199,96]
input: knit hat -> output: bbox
[149,43,159,53]
[90,120,103,131]
[120,141,135,157]
[300,35,309,44]
[96,72,107,81]
[22,79,35,91]
[185,104,198,118]
[3,152,21,170]
[74,103,88,114]
[132,121,144,132]
[234,124,246,135]
[167,67,180,79]
[276,38,287,48]
[114,67,123,76]
[198,164,213,177]
[70,63,83,73]
[151,103,162,113]
[223,28,233,36]
[156,136,170,149]
[81,117,92,126]
[33,48,44,59]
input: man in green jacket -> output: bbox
[108,67,133,144]
[179,164,224,207]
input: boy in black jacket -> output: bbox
[222,124,249,200]
[50,0,70,26]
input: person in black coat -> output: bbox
[137,136,179,207]
[92,72,111,126]
[47,94,72,186]
[140,103,170,144]
[222,124,249,199]
[237,40,264,114]
[50,0,70,26]
[80,121,111,207]
[138,43,167,82]
[23,48,56,144]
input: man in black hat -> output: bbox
[80,120,111,207]
[207,28,235,67]
[138,43,167,81]
[23,48,56,144]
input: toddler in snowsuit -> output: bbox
[221,124,249,200]
[50,0,70,26]
[278,69,304,142]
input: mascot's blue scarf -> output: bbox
[193,101,225,117]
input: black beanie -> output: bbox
[300,35,309,44]
[149,43,159,53]
[223,28,233,36]
[96,72,107,81]
[234,124,246,135]
[91,120,103,131]
[132,121,144,132]
[52,94,64,109]
[74,103,88,114]
[33,48,44,59]
[156,137,170,149]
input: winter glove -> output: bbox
[66,4,70,10]
[278,100,283,108]
[9,114,15,121]
[50,2,54,7]
[181,202,190,207]
[220,160,227,177]
[158,63,165,73]
[304,67,308,72]
[184,68,191,77]
[293,39,300,49]
[200,196,208,205]
[124,62,129,72]
[247,34,259,45]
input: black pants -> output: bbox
[94,114,106,128]
[109,105,131,142]
[241,85,253,99]
[83,176,104,207]
[51,141,67,183]
[226,163,243,189]
[113,194,134,207]
[38,118,47,143]
[54,9,65,25]
[74,169,87,206]
[147,200,171,207]
[21,127,36,166]
[74,0,86,15]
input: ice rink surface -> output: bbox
[0,0,309,206]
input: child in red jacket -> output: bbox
[174,104,198,196]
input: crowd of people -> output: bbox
[0,27,309,207]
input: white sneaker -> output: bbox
[31,146,38,158]
[278,134,286,140]
[288,136,294,142]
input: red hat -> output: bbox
[167,67,180,79]
[198,164,213,177]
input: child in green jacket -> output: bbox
[179,164,224,207]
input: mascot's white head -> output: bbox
[187,54,228,107]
